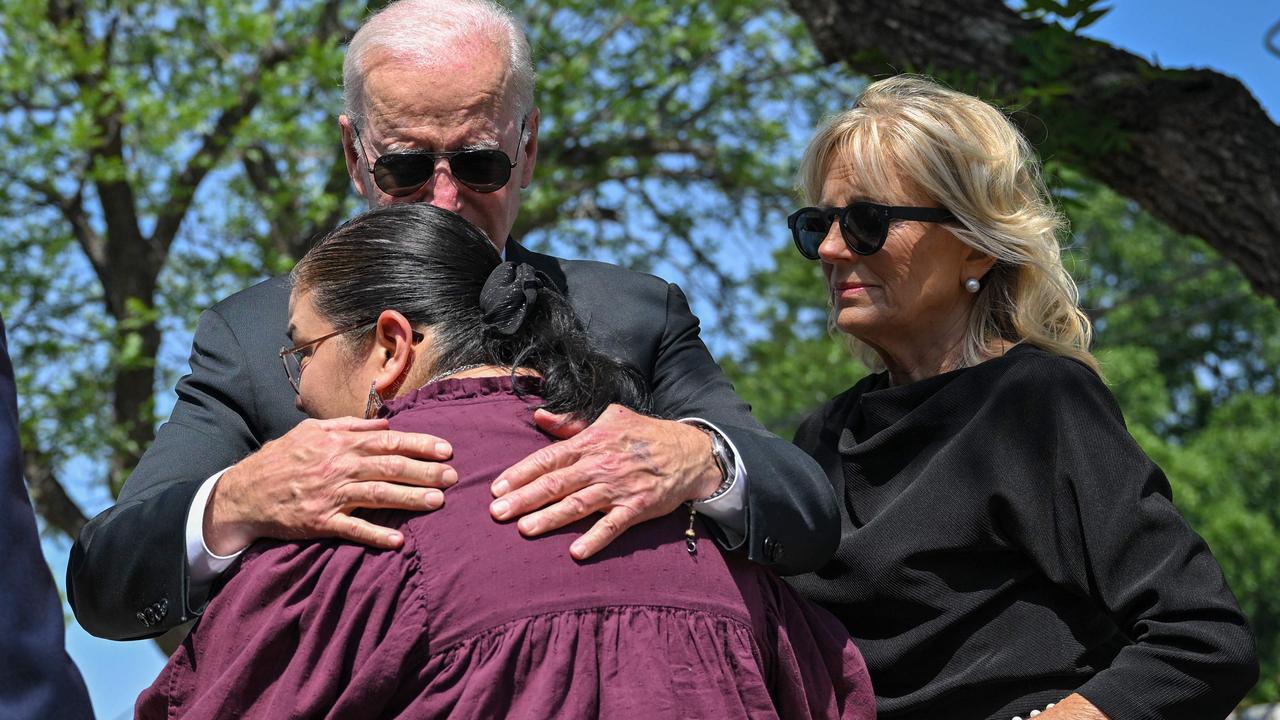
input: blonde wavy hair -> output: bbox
[799,75,1098,374]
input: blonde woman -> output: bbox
[783,75,1257,720]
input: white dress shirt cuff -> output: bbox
[678,418,747,544]
[185,467,245,588]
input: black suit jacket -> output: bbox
[1,315,94,718]
[69,242,839,640]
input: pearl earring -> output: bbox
[964,277,981,294]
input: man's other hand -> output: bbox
[204,417,457,555]
[488,405,723,560]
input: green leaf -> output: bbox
[1072,5,1112,32]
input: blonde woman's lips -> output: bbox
[833,282,872,297]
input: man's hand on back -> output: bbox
[488,405,723,561]
[204,417,457,555]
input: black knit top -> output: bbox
[786,344,1257,720]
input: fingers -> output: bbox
[493,406,637,495]
[329,513,406,550]
[570,505,641,561]
[514,483,614,537]
[351,428,453,461]
[349,454,459,488]
[229,418,461,549]
[318,416,390,432]
[532,408,590,439]
[491,464,591,521]
[341,481,446,513]
[491,440,582,497]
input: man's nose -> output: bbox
[409,159,463,213]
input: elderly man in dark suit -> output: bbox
[1,314,94,718]
[69,0,839,641]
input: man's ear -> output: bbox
[339,115,368,197]
[518,107,539,189]
[370,309,416,394]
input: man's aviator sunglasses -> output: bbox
[351,118,527,196]
[788,202,957,259]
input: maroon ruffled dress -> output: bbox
[137,376,873,719]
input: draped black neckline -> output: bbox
[837,343,1036,454]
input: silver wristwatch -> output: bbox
[695,427,735,503]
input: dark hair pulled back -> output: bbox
[291,203,649,422]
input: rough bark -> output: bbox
[786,0,1280,302]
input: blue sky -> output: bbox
[1082,0,1278,122]
[44,2,1280,718]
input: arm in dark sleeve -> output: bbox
[1005,359,1258,719]
[648,283,839,575]
[69,307,266,639]
[0,315,93,719]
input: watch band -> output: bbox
[693,425,735,503]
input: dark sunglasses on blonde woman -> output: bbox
[789,202,956,258]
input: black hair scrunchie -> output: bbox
[479,261,549,336]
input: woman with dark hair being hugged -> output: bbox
[784,75,1257,720]
[137,204,873,720]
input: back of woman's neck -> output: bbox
[394,364,540,398]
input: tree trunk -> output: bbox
[109,320,161,494]
[786,0,1280,302]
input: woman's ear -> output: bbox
[961,246,998,285]
[369,309,416,394]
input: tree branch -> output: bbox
[12,175,107,277]
[307,150,358,253]
[151,0,348,255]
[241,141,353,260]
[786,0,1280,301]
[550,135,719,169]
[635,185,737,295]
[240,144,298,258]
[22,450,88,542]
[45,0,86,29]
[1086,259,1231,322]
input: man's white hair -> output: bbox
[342,0,535,122]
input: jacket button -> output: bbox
[763,536,783,563]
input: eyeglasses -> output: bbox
[788,202,957,259]
[279,322,375,395]
[351,117,527,196]
[278,323,425,395]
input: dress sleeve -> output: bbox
[993,357,1258,720]
[137,533,431,719]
